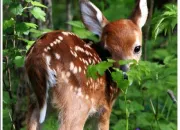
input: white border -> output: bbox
[1,0,3,129]
[1,0,2,128]
[177,0,179,129]
[0,1,179,130]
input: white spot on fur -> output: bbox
[85,95,89,100]
[85,60,89,65]
[53,41,57,45]
[84,44,91,49]
[88,59,92,64]
[58,36,63,40]
[78,66,82,73]
[56,39,61,44]
[44,48,47,52]
[66,71,71,77]
[50,43,54,47]
[62,32,69,36]
[70,50,78,57]
[92,60,96,64]
[85,50,91,56]
[79,58,83,62]
[55,53,60,60]
[47,46,51,50]
[75,46,85,52]
[70,62,74,71]
[73,66,78,74]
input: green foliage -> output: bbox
[67,21,99,42]
[152,4,177,39]
[30,7,46,21]
[87,57,177,129]
[3,1,48,130]
[87,60,114,79]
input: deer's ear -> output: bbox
[130,0,148,28]
[80,0,109,37]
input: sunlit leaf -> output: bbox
[30,7,46,21]
[31,1,47,8]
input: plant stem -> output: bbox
[166,103,173,120]
[124,87,129,130]
[161,96,168,114]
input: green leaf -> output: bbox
[96,61,113,76]
[87,61,113,79]
[128,101,144,113]
[119,59,137,65]
[69,20,99,42]
[30,7,46,21]
[14,56,24,67]
[67,21,85,28]
[113,119,126,130]
[24,22,38,29]
[15,22,29,35]
[3,18,15,31]
[31,1,47,8]
[87,65,99,79]
[136,112,154,128]
[111,70,129,90]
[9,3,23,15]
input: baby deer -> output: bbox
[25,0,148,129]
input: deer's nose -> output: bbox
[120,65,129,72]
[120,65,129,80]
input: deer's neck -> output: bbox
[83,39,111,61]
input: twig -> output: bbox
[167,89,177,104]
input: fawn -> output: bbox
[25,0,148,129]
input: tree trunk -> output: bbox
[41,0,53,29]
[66,0,72,31]
[143,0,154,60]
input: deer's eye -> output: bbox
[134,46,141,54]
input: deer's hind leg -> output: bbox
[52,84,91,130]
[27,100,40,130]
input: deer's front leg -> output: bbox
[97,107,111,130]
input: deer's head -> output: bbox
[80,0,148,71]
